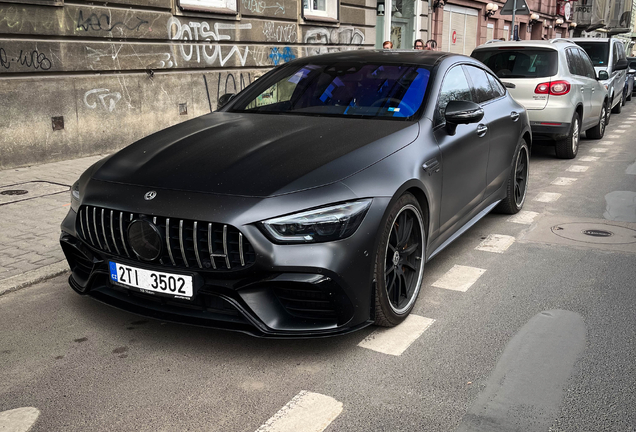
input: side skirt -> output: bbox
[427,199,501,261]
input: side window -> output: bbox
[486,72,506,98]
[464,65,496,104]
[566,48,579,75]
[577,49,596,79]
[436,66,472,124]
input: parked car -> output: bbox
[627,56,636,99]
[472,39,608,159]
[60,50,531,337]
[570,37,629,114]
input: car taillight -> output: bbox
[535,80,571,96]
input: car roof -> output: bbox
[288,49,452,68]
[472,39,580,51]
[568,37,612,43]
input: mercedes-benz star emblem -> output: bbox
[144,191,157,200]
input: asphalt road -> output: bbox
[1,107,635,432]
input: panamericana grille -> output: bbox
[77,205,256,271]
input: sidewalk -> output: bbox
[0,155,107,295]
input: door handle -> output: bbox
[477,124,488,137]
[510,112,520,122]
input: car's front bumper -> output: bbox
[60,194,390,338]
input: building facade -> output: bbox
[0,0,374,168]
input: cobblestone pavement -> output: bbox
[0,155,107,287]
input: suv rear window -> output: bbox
[574,42,609,66]
[471,49,558,79]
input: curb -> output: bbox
[0,261,69,296]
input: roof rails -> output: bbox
[550,38,575,44]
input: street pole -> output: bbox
[511,0,517,40]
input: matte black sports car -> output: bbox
[60,50,531,337]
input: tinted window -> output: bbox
[471,49,558,78]
[576,49,596,78]
[566,48,582,76]
[231,63,431,119]
[487,72,506,98]
[436,66,472,122]
[465,65,496,103]
[575,41,609,67]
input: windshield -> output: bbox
[230,62,431,119]
[575,42,609,67]
[471,49,558,78]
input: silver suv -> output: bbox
[570,37,628,115]
[471,40,609,159]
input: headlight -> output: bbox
[262,199,372,243]
[70,180,80,212]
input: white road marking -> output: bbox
[590,148,609,153]
[600,141,614,145]
[614,129,627,133]
[566,165,589,173]
[475,234,515,253]
[551,177,578,186]
[507,210,539,225]
[432,265,486,292]
[579,156,599,162]
[534,192,561,203]
[255,391,343,432]
[606,135,621,138]
[0,407,40,432]
[358,315,435,356]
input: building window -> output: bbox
[303,0,338,21]
[179,0,237,15]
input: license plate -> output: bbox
[109,262,193,299]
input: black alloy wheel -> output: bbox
[374,193,425,326]
[496,138,529,214]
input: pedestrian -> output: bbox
[425,39,438,51]
[414,39,425,50]
[383,40,393,49]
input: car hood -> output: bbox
[92,112,419,197]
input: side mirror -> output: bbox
[614,59,629,71]
[629,69,636,75]
[598,70,609,80]
[444,100,484,135]
[217,93,236,109]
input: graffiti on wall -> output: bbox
[217,71,254,100]
[76,11,149,33]
[84,88,122,112]
[262,22,296,43]
[0,46,52,70]
[304,27,365,56]
[268,47,295,65]
[241,0,285,15]
[165,18,252,67]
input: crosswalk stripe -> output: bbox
[566,165,589,173]
[600,141,614,145]
[0,407,40,432]
[475,234,515,253]
[507,210,539,225]
[579,156,599,162]
[358,314,435,356]
[534,192,561,202]
[590,148,608,153]
[432,265,486,292]
[255,391,343,432]
[551,177,578,186]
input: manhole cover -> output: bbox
[582,229,613,237]
[552,223,636,245]
[0,190,28,196]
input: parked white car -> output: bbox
[472,39,609,159]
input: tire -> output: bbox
[612,92,623,113]
[373,193,426,327]
[627,91,632,102]
[622,90,627,105]
[586,102,607,140]
[555,112,580,159]
[495,138,530,214]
